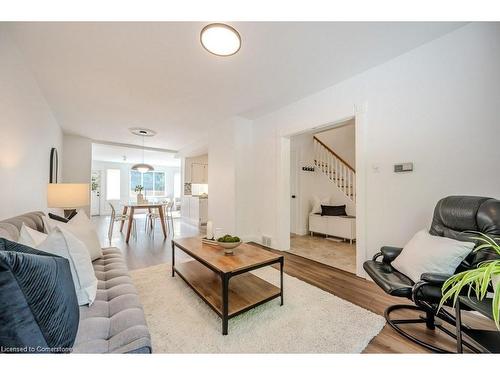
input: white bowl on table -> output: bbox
[217,241,242,254]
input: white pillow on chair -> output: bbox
[391,229,475,283]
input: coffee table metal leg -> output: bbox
[171,242,175,277]
[222,273,229,335]
[280,258,284,306]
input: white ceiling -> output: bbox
[92,143,180,167]
[6,22,465,151]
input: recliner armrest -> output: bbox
[373,246,403,263]
[420,273,453,285]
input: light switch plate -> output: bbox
[394,162,413,173]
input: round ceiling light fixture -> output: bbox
[200,23,241,56]
[129,128,157,137]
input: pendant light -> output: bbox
[130,128,155,173]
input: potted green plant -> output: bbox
[134,185,145,203]
[439,232,500,329]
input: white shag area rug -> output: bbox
[130,263,385,353]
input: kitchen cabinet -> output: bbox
[181,196,208,225]
[181,196,191,218]
[184,154,208,184]
[199,198,208,224]
[191,163,208,184]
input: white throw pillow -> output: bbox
[37,226,98,306]
[391,229,475,283]
[18,224,48,247]
[45,211,103,260]
[311,196,330,214]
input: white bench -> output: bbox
[309,213,356,244]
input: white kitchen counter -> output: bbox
[181,196,208,225]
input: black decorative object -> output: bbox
[0,238,79,353]
[320,205,347,216]
[49,148,58,183]
[48,212,71,223]
[302,166,315,172]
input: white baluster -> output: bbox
[335,158,339,186]
[320,144,323,172]
[313,139,317,167]
[328,154,332,180]
[344,165,347,195]
[319,145,325,172]
[347,170,351,199]
[352,171,356,202]
[324,148,328,174]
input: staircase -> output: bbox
[313,136,356,202]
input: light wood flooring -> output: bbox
[92,213,203,270]
[92,214,494,353]
[289,233,356,273]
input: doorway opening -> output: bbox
[90,142,181,217]
[289,118,357,273]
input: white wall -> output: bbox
[315,120,355,168]
[208,117,255,240]
[249,23,500,275]
[91,159,180,215]
[290,132,355,235]
[0,31,63,219]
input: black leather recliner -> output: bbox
[363,196,500,353]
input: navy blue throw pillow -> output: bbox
[320,204,347,216]
[0,238,79,353]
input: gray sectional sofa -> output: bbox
[0,211,152,353]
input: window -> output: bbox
[130,170,166,197]
[130,170,141,193]
[106,169,121,200]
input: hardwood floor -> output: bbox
[92,214,493,353]
[289,233,356,273]
[92,213,203,270]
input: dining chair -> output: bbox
[108,202,136,244]
[165,200,175,236]
[145,200,172,238]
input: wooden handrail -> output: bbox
[313,136,355,172]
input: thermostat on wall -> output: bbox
[394,162,413,173]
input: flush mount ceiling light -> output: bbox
[200,23,241,56]
[129,128,156,173]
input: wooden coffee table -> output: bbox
[171,237,284,335]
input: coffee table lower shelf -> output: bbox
[173,260,282,333]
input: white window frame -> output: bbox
[129,170,166,198]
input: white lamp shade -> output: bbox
[47,183,90,208]
[131,163,154,173]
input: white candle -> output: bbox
[206,221,213,240]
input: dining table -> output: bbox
[120,202,168,243]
